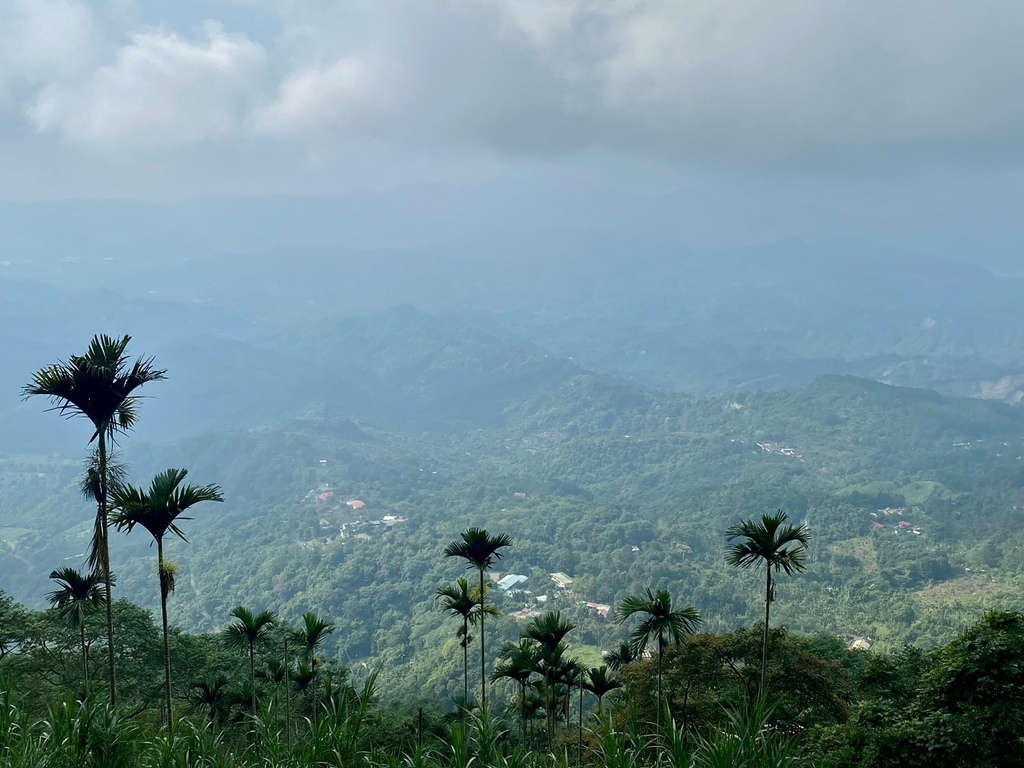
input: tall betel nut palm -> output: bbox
[584,665,623,717]
[726,509,810,697]
[224,607,277,715]
[111,468,223,729]
[617,588,701,730]
[24,334,166,705]
[292,611,336,724]
[47,567,107,699]
[444,527,511,710]
[493,638,541,742]
[436,577,480,705]
[525,611,577,743]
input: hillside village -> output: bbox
[488,568,613,626]
[299,484,408,547]
[870,507,924,536]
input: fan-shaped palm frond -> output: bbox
[23,334,167,439]
[493,638,542,741]
[47,567,106,626]
[525,612,576,653]
[291,611,335,723]
[604,641,637,671]
[189,675,232,728]
[111,468,223,542]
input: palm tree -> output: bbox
[558,657,584,755]
[189,675,232,729]
[524,612,577,743]
[224,607,277,714]
[584,665,623,718]
[605,641,637,672]
[526,611,576,650]
[292,612,335,722]
[47,567,106,698]
[291,661,316,718]
[25,334,166,705]
[493,638,541,743]
[111,468,223,728]
[258,657,289,734]
[443,528,511,710]
[617,588,701,730]
[726,510,810,697]
[436,578,479,705]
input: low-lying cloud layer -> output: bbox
[2,0,1024,199]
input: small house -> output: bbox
[550,572,574,589]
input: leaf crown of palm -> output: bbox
[583,665,623,697]
[23,334,167,441]
[492,638,542,683]
[435,578,478,618]
[224,606,277,648]
[294,612,336,655]
[725,510,811,576]
[617,588,701,656]
[47,567,106,625]
[525,611,577,652]
[111,468,223,541]
[443,528,512,571]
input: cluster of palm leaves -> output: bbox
[25,334,167,707]
[188,607,336,732]
[493,611,625,752]
[436,520,809,746]
[27,335,223,723]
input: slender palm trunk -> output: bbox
[249,643,256,715]
[79,621,90,699]
[311,654,318,726]
[284,639,291,742]
[761,570,772,698]
[546,671,555,743]
[97,431,117,707]
[519,680,527,743]
[478,569,486,710]
[657,639,663,732]
[462,616,469,705]
[578,684,583,768]
[158,537,173,730]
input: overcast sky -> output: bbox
[2,1,1024,265]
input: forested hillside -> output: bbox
[4,332,1024,704]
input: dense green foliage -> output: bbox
[6,371,1024,706]
[7,310,1024,764]
[3,592,1024,767]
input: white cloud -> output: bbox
[28,21,268,150]
[253,57,379,138]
